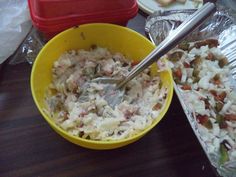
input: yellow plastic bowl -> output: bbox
[31,23,173,150]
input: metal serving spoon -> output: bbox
[79,2,216,107]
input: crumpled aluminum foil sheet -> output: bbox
[146,8,235,45]
[9,27,45,65]
[145,7,236,177]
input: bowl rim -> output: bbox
[31,23,174,146]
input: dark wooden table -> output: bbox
[0,11,219,177]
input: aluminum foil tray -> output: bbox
[146,7,236,177]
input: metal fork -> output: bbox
[79,2,216,108]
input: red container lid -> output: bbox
[28,0,138,26]
[28,0,138,39]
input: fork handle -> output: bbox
[117,2,216,89]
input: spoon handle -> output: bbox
[117,2,216,89]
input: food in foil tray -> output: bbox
[167,38,236,165]
[145,6,236,176]
[45,46,169,141]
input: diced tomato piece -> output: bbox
[218,92,227,102]
[181,84,191,90]
[152,103,162,110]
[183,62,190,68]
[197,115,208,124]
[196,114,213,129]
[210,90,226,102]
[210,90,217,97]
[219,121,228,129]
[131,61,139,67]
[225,114,236,121]
[173,68,182,80]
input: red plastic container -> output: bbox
[28,0,138,39]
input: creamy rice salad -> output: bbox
[167,39,236,165]
[45,46,168,141]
